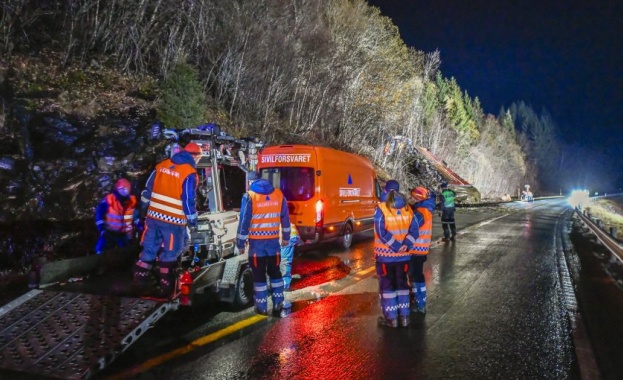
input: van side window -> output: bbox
[261,167,315,201]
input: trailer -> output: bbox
[0,289,176,379]
[0,124,261,379]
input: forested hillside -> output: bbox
[2,0,575,211]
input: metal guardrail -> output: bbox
[456,195,565,208]
[575,208,623,264]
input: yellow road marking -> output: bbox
[111,264,378,378]
[110,314,267,379]
[356,266,375,277]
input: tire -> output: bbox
[339,223,353,250]
[235,266,253,307]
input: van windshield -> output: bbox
[260,167,315,201]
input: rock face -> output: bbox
[0,55,160,272]
[0,105,157,223]
[452,185,482,204]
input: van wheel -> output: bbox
[235,266,253,307]
[339,224,353,249]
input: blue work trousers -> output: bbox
[376,260,411,320]
[95,230,130,255]
[249,239,284,313]
[140,218,186,264]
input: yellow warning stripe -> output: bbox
[356,266,375,277]
[110,314,267,379]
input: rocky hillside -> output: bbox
[0,51,165,271]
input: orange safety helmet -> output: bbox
[115,178,132,195]
[410,187,429,202]
[184,142,202,155]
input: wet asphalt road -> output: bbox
[92,198,592,380]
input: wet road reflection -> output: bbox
[97,200,587,379]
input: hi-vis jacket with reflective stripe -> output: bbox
[142,151,198,226]
[104,193,137,233]
[237,178,291,249]
[440,188,456,209]
[374,200,420,263]
[410,206,432,255]
[248,189,285,239]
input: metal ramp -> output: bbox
[0,289,176,379]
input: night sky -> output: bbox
[367,0,623,148]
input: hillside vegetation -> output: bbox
[2,0,573,201]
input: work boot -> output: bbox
[133,260,155,294]
[272,302,283,317]
[255,307,269,316]
[400,316,410,328]
[411,303,420,314]
[272,301,292,318]
[377,316,398,328]
[415,282,427,314]
[450,235,456,241]
[158,261,179,299]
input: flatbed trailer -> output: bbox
[0,251,251,379]
[0,288,176,379]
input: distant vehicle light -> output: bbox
[568,189,590,208]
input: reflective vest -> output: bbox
[105,193,137,233]
[410,207,432,255]
[374,203,413,260]
[249,188,285,240]
[147,158,197,226]
[441,189,456,208]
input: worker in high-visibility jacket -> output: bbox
[133,142,201,298]
[237,171,291,317]
[374,181,421,328]
[94,178,138,255]
[408,187,436,314]
[439,182,457,241]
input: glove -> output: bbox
[187,217,197,233]
[235,246,245,255]
[281,239,289,247]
